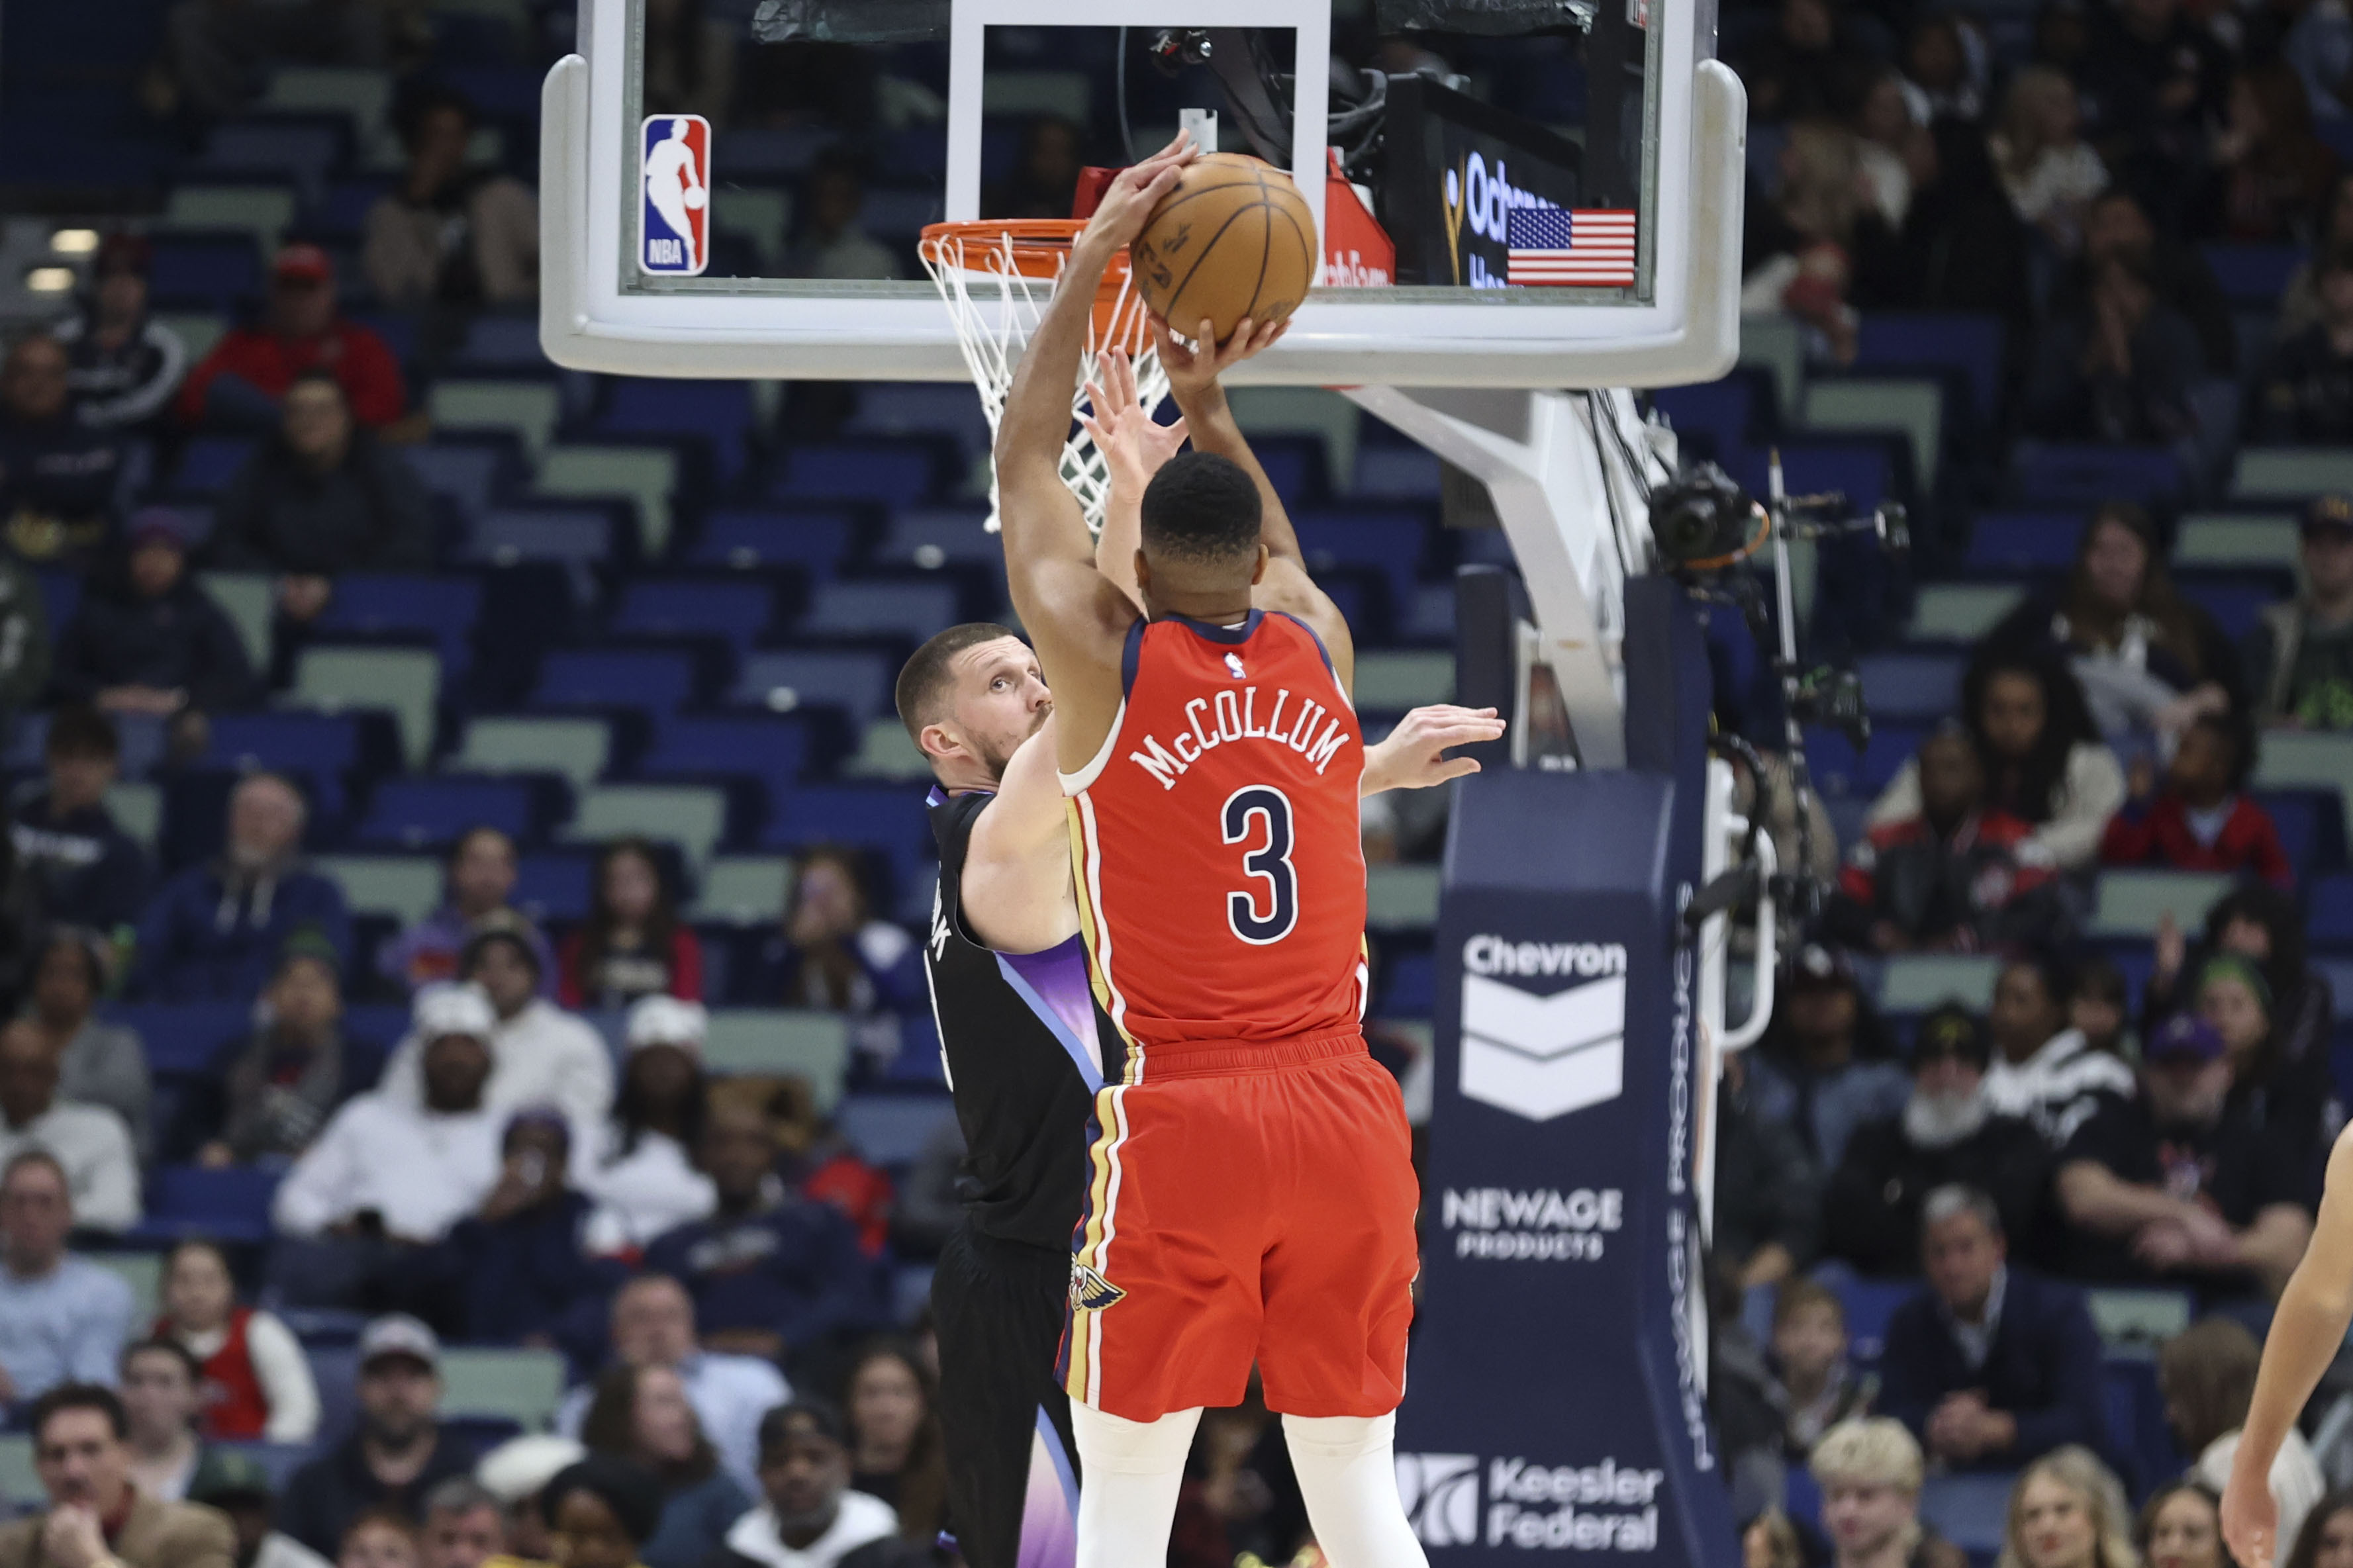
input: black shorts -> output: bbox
[932,1222,1079,1568]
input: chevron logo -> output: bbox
[1460,971,1626,1121]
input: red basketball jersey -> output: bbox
[1062,611,1368,1067]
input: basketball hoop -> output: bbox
[918,220,1169,535]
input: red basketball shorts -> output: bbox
[1059,1029,1420,1422]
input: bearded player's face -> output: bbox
[949,637,1052,780]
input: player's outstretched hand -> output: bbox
[1151,313,1290,397]
[1363,706,1507,794]
[1079,347,1188,495]
[2223,1458,2281,1568]
[1079,130,1197,255]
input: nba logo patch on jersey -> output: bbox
[640,115,711,277]
[1224,653,1246,680]
[1070,1261,1125,1312]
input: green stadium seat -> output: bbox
[288,647,441,770]
[314,855,443,925]
[439,1347,567,1428]
[262,68,395,146]
[199,572,275,672]
[0,1434,33,1510]
[432,381,563,458]
[2256,732,2353,837]
[712,187,791,269]
[842,720,931,782]
[1803,379,1943,488]
[452,717,612,790]
[1229,387,1361,495]
[92,1252,163,1318]
[2084,1287,2193,1353]
[536,446,679,557]
[1739,316,1804,422]
[156,312,228,363]
[567,784,726,868]
[1909,584,2023,642]
[691,856,794,925]
[1353,652,1453,711]
[2234,448,2353,500]
[702,1010,851,1108]
[1367,865,1441,929]
[108,782,162,855]
[2091,870,2236,937]
[162,186,297,252]
[1877,954,2001,1013]
[2175,514,2299,569]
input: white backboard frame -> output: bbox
[540,0,1745,388]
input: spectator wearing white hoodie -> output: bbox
[378,923,613,1130]
[0,1019,139,1230]
[581,996,716,1256]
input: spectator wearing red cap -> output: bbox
[176,247,406,433]
[0,330,140,566]
[364,87,539,310]
[54,236,187,432]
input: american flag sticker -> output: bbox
[1505,207,1637,287]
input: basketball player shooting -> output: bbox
[2221,1125,2353,1568]
[992,132,1439,1568]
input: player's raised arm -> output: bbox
[995,136,1192,769]
[1077,347,1187,614]
[2224,1125,2353,1568]
[1148,314,1354,694]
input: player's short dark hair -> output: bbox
[757,1398,848,1456]
[1141,452,1262,565]
[894,623,1022,745]
[44,706,119,762]
[30,1383,126,1446]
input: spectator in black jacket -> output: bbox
[1823,1005,2052,1275]
[2023,252,2204,444]
[1711,1048,1824,1291]
[2252,246,2353,444]
[448,1109,624,1348]
[210,370,433,630]
[1878,1185,2111,1472]
[51,510,254,754]
[8,706,148,935]
[2053,1013,2318,1300]
[2077,0,2232,196]
[0,330,137,567]
[277,1316,477,1558]
[54,235,187,434]
[185,939,365,1166]
[2048,191,2238,377]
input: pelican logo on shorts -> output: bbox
[641,114,711,276]
[1069,1261,1126,1312]
[1396,1453,1479,1547]
[1458,938,1627,1121]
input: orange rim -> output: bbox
[920,220,1148,346]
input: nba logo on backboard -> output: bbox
[641,115,710,276]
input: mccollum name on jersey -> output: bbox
[1127,685,1351,790]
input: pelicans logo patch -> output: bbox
[1070,1261,1126,1312]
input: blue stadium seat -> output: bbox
[1854,313,2003,424]
[312,575,484,678]
[689,509,856,575]
[1806,723,1925,798]
[514,851,595,925]
[149,236,262,308]
[837,1093,958,1167]
[610,580,775,652]
[763,785,935,892]
[309,179,393,245]
[1856,652,1963,723]
[1965,510,2083,573]
[405,441,516,519]
[1831,1276,1916,1365]
[2254,790,2330,883]
[140,1165,279,1243]
[1292,511,1430,614]
[450,314,547,370]
[797,580,960,645]
[2311,872,2353,949]
[201,713,367,819]
[1920,1475,2017,1559]
[199,120,344,199]
[467,508,616,578]
[638,715,809,792]
[874,509,1004,569]
[35,569,81,639]
[846,385,994,467]
[1729,441,1889,514]
[355,778,538,849]
[175,438,254,496]
[2013,443,2185,506]
[1653,378,1760,459]
[769,445,941,509]
[1349,447,1443,500]
[530,649,700,713]
[103,1003,249,1077]
[596,379,757,483]
[2201,243,2306,306]
[2178,575,2285,643]
[435,62,542,119]
[732,651,894,727]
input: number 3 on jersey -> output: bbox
[1221,786,1298,945]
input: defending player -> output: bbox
[900,346,1500,1568]
[2221,1124,2353,1567]
[992,132,1437,1568]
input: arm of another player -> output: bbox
[2224,1126,2353,1568]
[1149,312,1355,694]
[1079,347,1188,614]
[996,138,1193,771]
[961,722,1082,955]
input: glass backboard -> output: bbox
[541,0,1743,387]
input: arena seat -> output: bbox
[2090,870,2237,937]
[567,784,728,868]
[2234,447,2353,502]
[701,1009,852,1107]
[536,445,681,557]
[2201,242,2307,305]
[432,380,563,459]
[691,856,795,925]
[174,437,254,496]
[1347,445,1442,501]
[1963,510,2083,573]
[1353,651,1455,711]
[530,649,700,714]
[162,185,297,254]
[405,442,518,520]
[873,509,1004,570]
[313,575,485,679]
[1367,865,1441,931]
[1292,511,1432,615]
[1854,313,2004,425]
[439,1347,567,1430]
[595,379,758,484]
[730,651,894,727]
[1907,584,2025,642]
[841,720,930,782]
[1804,378,1943,488]
[313,854,442,927]
[1856,651,1964,723]
[838,1093,957,1168]
[689,508,855,575]
[637,715,808,794]
[356,776,542,850]
[451,716,612,789]
[287,647,442,770]
[2013,443,2185,506]
[2175,512,2299,569]
[610,579,776,653]
[1805,723,1923,800]
[138,1165,281,1243]
[514,851,595,924]
[846,385,994,468]
[796,580,961,645]
[769,444,943,509]
[1876,954,2001,1014]
[148,236,262,309]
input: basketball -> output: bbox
[1129,153,1318,344]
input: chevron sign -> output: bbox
[1460,970,1627,1120]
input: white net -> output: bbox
[919,225,1169,535]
